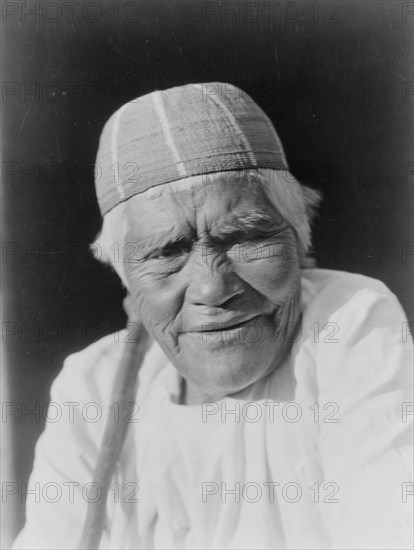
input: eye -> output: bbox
[235,227,287,244]
[156,239,193,259]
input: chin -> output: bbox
[182,341,279,396]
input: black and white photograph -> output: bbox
[2,1,413,548]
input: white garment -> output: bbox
[13,269,414,549]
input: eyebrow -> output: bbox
[134,208,282,259]
[132,226,195,259]
[211,210,278,238]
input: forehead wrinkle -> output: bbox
[125,174,287,253]
[132,200,177,228]
[126,187,194,239]
[136,224,193,250]
[169,186,197,228]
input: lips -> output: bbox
[181,313,261,333]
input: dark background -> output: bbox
[2,0,413,544]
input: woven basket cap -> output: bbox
[95,82,288,216]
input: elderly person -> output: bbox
[14,83,413,550]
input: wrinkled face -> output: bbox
[122,174,301,401]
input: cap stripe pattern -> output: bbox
[95,82,289,215]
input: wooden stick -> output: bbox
[79,325,148,549]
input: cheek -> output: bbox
[233,252,300,304]
[124,262,185,331]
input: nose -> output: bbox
[186,248,244,307]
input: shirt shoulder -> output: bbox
[297,268,412,390]
[51,331,127,404]
[52,330,169,405]
[300,268,404,325]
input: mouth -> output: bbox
[200,315,261,333]
[179,315,267,351]
[182,314,265,349]
[181,313,262,334]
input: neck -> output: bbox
[179,378,224,406]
